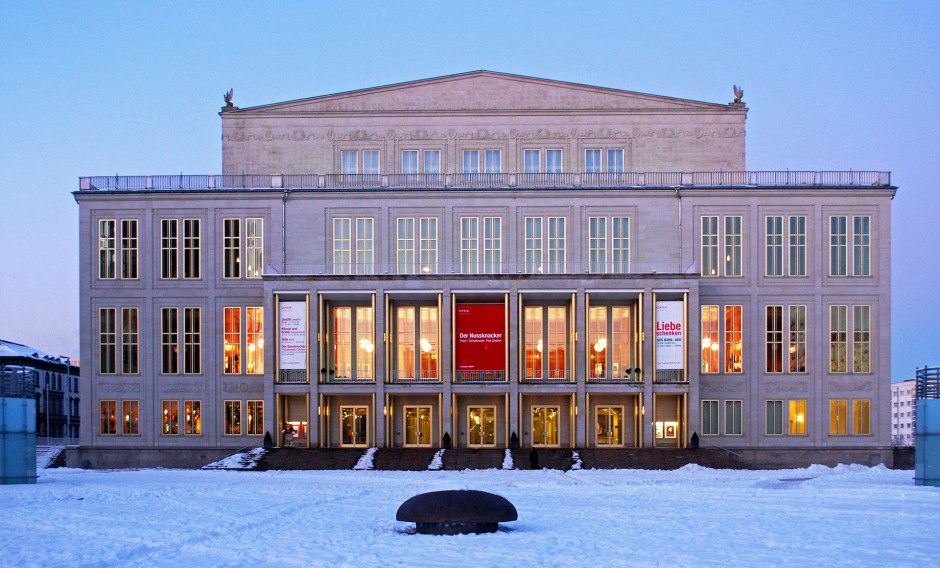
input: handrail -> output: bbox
[697,436,742,458]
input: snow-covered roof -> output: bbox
[0,339,71,366]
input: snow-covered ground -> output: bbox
[0,465,936,567]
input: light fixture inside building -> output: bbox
[594,337,607,352]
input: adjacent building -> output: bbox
[73,71,895,468]
[0,339,80,440]
[892,380,916,446]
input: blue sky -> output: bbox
[0,1,937,380]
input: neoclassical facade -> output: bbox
[73,71,895,467]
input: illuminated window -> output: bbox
[99,307,116,374]
[246,307,264,375]
[162,400,179,435]
[329,305,374,381]
[185,400,201,435]
[587,304,637,381]
[725,400,743,435]
[121,307,138,374]
[395,306,438,380]
[122,400,139,435]
[701,305,719,374]
[524,305,568,380]
[100,400,117,435]
[702,400,719,436]
[853,400,871,435]
[247,400,264,435]
[789,400,806,435]
[830,305,848,373]
[789,305,807,373]
[724,306,742,373]
[224,307,241,374]
[98,220,116,279]
[830,399,847,435]
[701,216,742,277]
[225,400,242,435]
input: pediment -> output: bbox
[231,71,734,115]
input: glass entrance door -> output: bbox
[404,406,432,447]
[340,406,368,447]
[596,406,623,446]
[531,406,560,447]
[468,406,496,447]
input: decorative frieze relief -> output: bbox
[161,381,203,395]
[828,379,873,393]
[97,381,141,394]
[763,380,809,393]
[700,380,745,394]
[221,381,265,394]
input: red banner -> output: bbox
[455,304,505,371]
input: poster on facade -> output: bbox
[455,304,505,373]
[279,301,307,369]
[655,301,684,369]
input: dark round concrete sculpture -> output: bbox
[396,490,517,535]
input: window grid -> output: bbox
[121,307,138,374]
[419,217,437,273]
[853,400,871,435]
[398,218,415,274]
[830,305,848,373]
[334,218,351,274]
[223,218,241,278]
[161,308,178,374]
[99,307,116,374]
[789,305,807,373]
[161,219,178,279]
[766,306,783,373]
[163,400,179,435]
[183,219,201,279]
[789,216,806,276]
[185,400,201,435]
[356,218,374,274]
[701,305,719,373]
[100,400,117,435]
[766,400,783,435]
[224,307,241,374]
[725,400,743,435]
[121,219,138,279]
[122,400,139,435]
[547,217,565,274]
[484,217,501,274]
[98,219,116,279]
[853,216,870,276]
[245,218,263,278]
[853,305,871,373]
[247,400,264,435]
[525,217,543,273]
[702,400,720,436]
[589,217,606,273]
[460,217,478,274]
[701,216,719,276]
[830,216,848,276]
[183,307,201,374]
[789,400,807,435]
[724,216,742,276]
[766,216,783,276]
[830,399,847,435]
[724,306,742,373]
[225,400,242,435]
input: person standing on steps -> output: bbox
[283,423,295,448]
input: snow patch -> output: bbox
[36,446,65,469]
[571,451,582,470]
[502,449,514,470]
[428,449,445,470]
[203,447,265,470]
[353,447,377,470]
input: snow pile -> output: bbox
[428,449,445,470]
[202,447,265,469]
[353,447,377,470]
[571,450,582,470]
[502,449,514,469]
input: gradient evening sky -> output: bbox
[1,1,937,381]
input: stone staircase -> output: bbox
[576,448,751,470]
[255,448,366,471]
[371,448,439,471]
[441,448,507,470]
[36,446,66,469]
[510,448,576,471]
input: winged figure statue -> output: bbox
[733,85,743,104]
[224,88,234,108]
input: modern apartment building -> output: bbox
[72,71,895,468]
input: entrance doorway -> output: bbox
[596,406,624,446]
[404,406,432,447]
[468,406,496,447]
[340,406,369,447]
[531,406,560,447]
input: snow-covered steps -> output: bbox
[36,445,66,469]
[369,448,440,471]
[202,447,266,470]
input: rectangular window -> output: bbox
[724,216,742,277]
[341,150,358,174]
[225,400,242,435]
[484,150,501,173]
[830,305,848,373]
[853,400,871,435]
[122,400,139,435]
[853,305,871,373]
[183,307,201,374]
[162,400,179,435]
[460,217,478,274]
[356,218,374,274]
[333,218,351,275]
[246,307,264,375]
[701,305,719,374]
[525,217,543,273]
[853,216,870,276]
[245,218,263,279]
[397,218,415,274]
[161,219,178,279]
[789,216,806,276]
[585,149,602,173]
[183,219,201,279]
[766,400,783,435]
[766,216,783,277]
[424,150,440,174]
[725,400,743,435]
[185,400,201,435]
[524,149,540,173]
[462,150,479,173]
[334,307,351,379]
[484,217,501,274]
[830,399,847,435]
[524,307,543,379]
[100,400,117,435]
[548,217,565,274]
[420,217,437,273]
[766,306,783,373]
[607,149,624,173]
[362,150,379,174]
[402,150,418,174]
[701,216,719,276]
[161,308,178,374]
[789,400,806,435]
[789,305,807,373]
[724,306,742,373]
[702,400,719,436]
[247,400,264,435]
[830,216,847,276]
[224,307,241,374]
[589,217,606,273]
[223,218,241,278]
[396,307,415,379]
[121,307,138,374]
[356,306,374,380]
[548,307,567,378]
[612,217,630,273]
[98,219,116,279]
[121,219,138,279]
[99,307,116,374]
[546,149,563,173]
